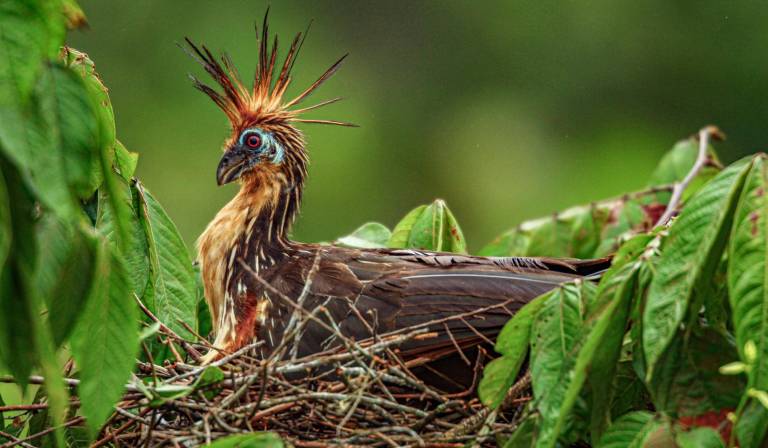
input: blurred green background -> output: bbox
[67,1,768,253]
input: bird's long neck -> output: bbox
[234,162,307,267]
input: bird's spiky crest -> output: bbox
[183,10,353,129]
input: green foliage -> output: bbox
[0,0,197,443]
[3,2,768,447]
[476,144,768,446]
[643,159,751,380]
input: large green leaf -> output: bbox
[71,243,140,435]
[0,166,9,275]
[736,402,768,448]
[0,158,38,383]
[729,155,768,436]
[537,252,646,447]
[96,179,149,298]
[207,432,284,448]
[35,217,98,346]
[728,155,768,446]
[388,199,467,253]
[643,158,752,379]
[528,281,597,447]
[479,291,550,408]
[135,182,197,338]
[0,0,64,105]
[0,158,68,446]
[36,64,102,200]
[597,411,665,448]
[586,262,647,443]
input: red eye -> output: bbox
[245,134,261,148]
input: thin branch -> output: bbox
[655,125,724,226]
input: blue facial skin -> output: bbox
[238,128,285,165]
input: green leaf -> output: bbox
[587,262,648,443]
[388,205,425,247]
[96,179,149,297]
[388,200,467,253]
[479,196,663,259]
[0,158,39,384]
[0,0,64,105]
[736,401,768,448]
[0,165,10,275]
[479,291,549,408]
[675,427,725,448]
[135,181,197,339]
[71,243,140,436]
[148,383,194,407]
[335,222,391,248]
[729,156,768,383]
[35,218,99,346]
[597,411,663,448]
[528,281,597,446]
[195,263,212,338]
[643,158,753,379]
[40,64,103,199]
[208,432,284,448]
[647,327,743,417]
[2,63,103,221]
[193,366,225,400]
[139,322,161,340]
[537,258,645,447]
[61,48,117,195]
[114,140,138,180]
[502,413,540,447]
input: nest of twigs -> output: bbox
[91,307,532,447]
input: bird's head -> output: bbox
[184,11,353,188]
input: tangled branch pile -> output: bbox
[99,294,531,447]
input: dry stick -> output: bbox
[90,408,153,448]
[0,432,35,448]
[0,417,84,448]
[655,125,724,227]
[443,372,532,440]
[0,401,80,413]
[132,293,199,361]
[167,340,265,383]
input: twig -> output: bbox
[655,125,724,226]
[0,417,84,448]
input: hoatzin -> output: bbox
[189,15,609,391]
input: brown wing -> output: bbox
[256,247,609,374]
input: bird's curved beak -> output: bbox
[216,148,248,185]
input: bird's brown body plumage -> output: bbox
[190,13,609,390]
